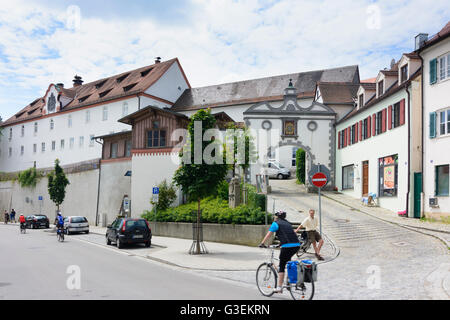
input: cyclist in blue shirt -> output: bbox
[56,212,64,234]
[259,211,300,293]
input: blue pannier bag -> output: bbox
[287,261,299,284]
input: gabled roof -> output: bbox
[2,58,181,127]
[118,105,188,126]
[418,21,450,52]
[316,82,359,105]
[171,65,360,111]
[338,67,422,124]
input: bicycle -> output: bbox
[296,229,313,258]
[20,223,26,234]
[256,244,314,300]
[57,227,65,242]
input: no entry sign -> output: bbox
[312,172,327,188]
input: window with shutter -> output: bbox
[372,114,376,136]
[399,99,405,126]
[430,112,437,138]
[430,58,437,84]
[388,105,392,130]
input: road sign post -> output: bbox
[152,187,159,232]
[311,170,327,236]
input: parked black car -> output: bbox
[106,218,152,249]
[25,215,50,229]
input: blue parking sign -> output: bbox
[38,196,43,201]
[152,187,159,194]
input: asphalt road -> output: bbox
[0,224,272,300]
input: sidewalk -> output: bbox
[84,225,337,271]
[321,191,450,248]
[86,226,268,271]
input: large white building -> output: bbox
[417,22,450,219]
[0,58,190,172]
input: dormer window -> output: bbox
[401,64,408,83]
[140,68,153,77]
[78,94,91,103]
[123,83,137,92]
[95,80,107,89]
[378,80,384,96]
[359,94,364,108]
[99,89,112,98]
[116,73,130,83]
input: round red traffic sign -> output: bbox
[312,172,327,188]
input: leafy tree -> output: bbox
[296,148,306,184]
[173,108,228,254]
[47,159,70,214]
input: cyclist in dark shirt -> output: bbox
[259,211,300,293]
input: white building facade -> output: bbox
[418,24,450,219]
[335,53,422,217]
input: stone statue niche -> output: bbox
[228,177,241,208]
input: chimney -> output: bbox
[73,75,83,87]
[415,33,428,50]
[154,57,161,64]
[390,59,396,70]
[56,83,64,88]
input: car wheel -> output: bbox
[145,241,151,248]
[117,238,124,249]
[106,237,111,245]
[85,231,89,234]
[277,174,284,180]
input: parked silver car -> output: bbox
[64,216,89,235]
[267,161,291,179]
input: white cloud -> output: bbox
[0,0,449,120]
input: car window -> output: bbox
[71,217,87,223]
[125,220,147,228]
[112,219,121,228]
[36,216,47,220]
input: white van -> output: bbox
[267,161,291,179]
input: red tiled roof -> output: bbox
[2,58,181,127]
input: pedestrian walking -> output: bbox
[4,210,10,224]
[10,209,16,223]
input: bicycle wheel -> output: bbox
[256,263,277,297]
[289,280,314,300]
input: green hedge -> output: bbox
[142,196,271,225]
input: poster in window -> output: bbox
[383,165,395,189]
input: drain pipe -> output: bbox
[405,86,411,218]
[94,138,103,226]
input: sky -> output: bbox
[0,0,449,121]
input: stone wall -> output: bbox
[149,221,270,246]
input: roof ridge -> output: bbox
[189,65,359,90]
[66,58,177,90]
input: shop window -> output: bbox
[342,165,354,190]
[435,165,449,196]
[379,154,398,197]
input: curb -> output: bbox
[321,193,450,250]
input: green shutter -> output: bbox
[430,58,437,84]
[430,112,437,138]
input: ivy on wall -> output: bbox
[17,167,43,188]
